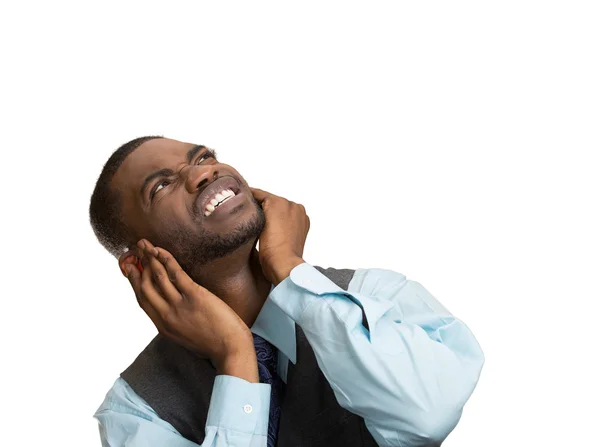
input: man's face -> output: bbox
[111,138,265,272]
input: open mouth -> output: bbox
[203,189,239,217]
[195,176,243,218]
[197,176,240,213]
[204,189,244,217]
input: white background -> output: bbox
[2,1,599,446]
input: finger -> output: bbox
[137,287,167,333]
[120,257,138,277]
[124,263,143,301]
[249,187,275,204]
[139,254,171,315]
[154,246,206,300]
[125,264,167,333]
[141,241,182,305]
[119,248,138,277]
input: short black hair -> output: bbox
[89,135,163,258]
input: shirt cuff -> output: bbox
[206,375,271,435]
[269,263,395,338]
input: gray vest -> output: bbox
[121,266,379,447]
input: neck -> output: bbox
[189,240,272,328]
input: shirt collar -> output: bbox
[250,283,297,364]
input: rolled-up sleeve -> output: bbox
[268,263,485,447]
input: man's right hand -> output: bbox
[123,239,259,383]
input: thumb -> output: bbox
[249,187,271,204]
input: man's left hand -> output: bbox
[250,187,309,285]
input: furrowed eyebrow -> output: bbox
[139,145,209,199]
[186,144,206,164]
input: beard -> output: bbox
[156,199,266,275]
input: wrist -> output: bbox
[272,256,304,285]
[216,347,259,383]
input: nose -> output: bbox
[182,164,219,194]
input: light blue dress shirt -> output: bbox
[94,263,485,446]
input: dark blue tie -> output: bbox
[253,333,285,447]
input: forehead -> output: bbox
[112,138,193,193]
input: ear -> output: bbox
[119,248,140,277]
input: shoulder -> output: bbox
[93,377,159,421]
[349,266,409,296]
[351,267,453,316]
[311,263,437,303]
[93,377,184,441]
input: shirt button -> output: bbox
[243,404,253,414]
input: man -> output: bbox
[89,136,484,447]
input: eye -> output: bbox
[196,149,217,164]
[151,180,170,199]
[150,149,217,201]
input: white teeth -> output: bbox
[204,188,237,217]
[221,195,233,204]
